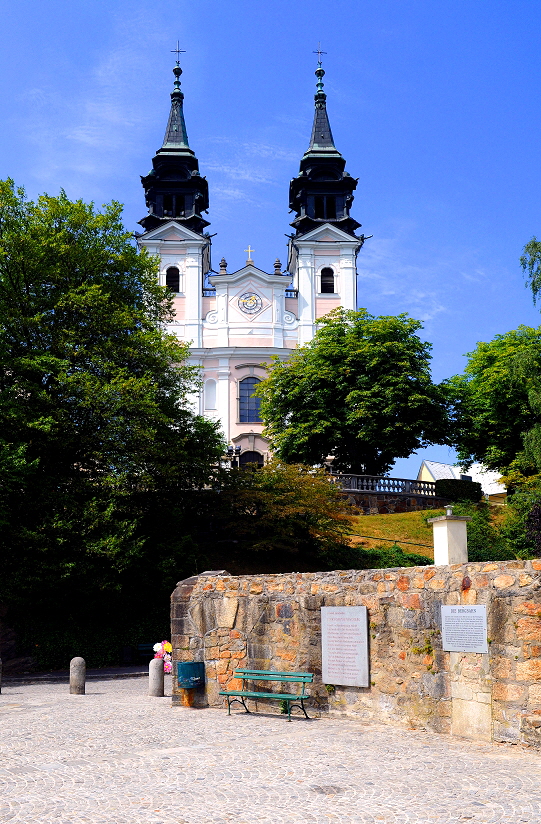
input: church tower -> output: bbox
[139,62,209,236]
[137,58,211,349]
[137,56,364,463]
[288,59,365,344]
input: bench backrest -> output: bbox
[234,669,314,695]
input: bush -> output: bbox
[499,487,541,558]
[357,545,432,568]
[434,478,483,503]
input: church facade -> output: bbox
[136,58,366,465]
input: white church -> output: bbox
[136,57,366,466]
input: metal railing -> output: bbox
[202,288,216,297]
[330,474,437,496]
[285,289,298,298]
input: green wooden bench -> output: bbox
[219,668,314,721]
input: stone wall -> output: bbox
[343,492,449,515]
[171,560,541,747]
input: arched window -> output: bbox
[165,266,180,292]
[174,195,185,217]
[204,379,216,410]
[320,267,335,294]
[239,450,264,469]
[239,377,262,423]
[163,194,173,216]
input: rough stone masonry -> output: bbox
[171,560,541,748]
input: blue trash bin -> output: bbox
[177,661,205,689]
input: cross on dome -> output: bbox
[244,245,255,263]
[171,41,186,64]
[313,43,327,65]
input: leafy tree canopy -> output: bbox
[446,326,541,475]
[213,460,353,561]
[255,307,449,475]
[521,237,541,305]
[0,180,223,608]
[447,235,541,479]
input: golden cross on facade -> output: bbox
[313,42,327,63]
[171,40,186,63]
[244,245,255,261]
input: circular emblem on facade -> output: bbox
[238,292,262,314]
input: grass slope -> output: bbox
[349,509,445,560]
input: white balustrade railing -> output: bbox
[330,474,437,496]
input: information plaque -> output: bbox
[441,605,488,653]
[321,606,369,687]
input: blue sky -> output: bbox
[2,0,540,477]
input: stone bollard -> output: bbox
[427,506,472,565]
[148,657,164,697]
[69,657,86,694]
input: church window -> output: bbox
[239,377,262,423]
[320,267,335,294]
[163,194,173,216]
[314,196,325,219]
[325,196,336,220]
[165,266,180,292]
[313,195,337,220]
[174,195,185,217]
[204,379,216,410]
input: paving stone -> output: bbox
[1,676,541,822]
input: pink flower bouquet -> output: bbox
[153,640,173,673]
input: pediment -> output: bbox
[139,221,205,243]
[296,223,361,244]
[209,264,287,287]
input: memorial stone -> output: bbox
[321,606,369,687]
[441,605,488,653]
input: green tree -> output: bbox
[446,326,541,475]
[255,308,449,475]
[214,460,353,563]
[0,180,223,612]
[520,236,541,305]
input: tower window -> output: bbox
[165,266,180,292]
[174,195,185,217]
[312,195,337,220]
[320,267,335,294]
[314,196,325,219]
[163,195,173,216]
[239,377,262,423]
[325,196,336,220]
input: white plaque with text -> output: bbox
[321,606,369,687]
[441,605,488,653]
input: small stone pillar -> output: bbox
[428,506,471,565]
[148,657,164,697]
[69,657,86,694]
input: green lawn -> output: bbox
[349,509,446,560]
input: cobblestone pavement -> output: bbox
[1,677,541,824]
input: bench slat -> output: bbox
[234,669,313,680]
[234,672,312,683]
[219,690,304,700]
